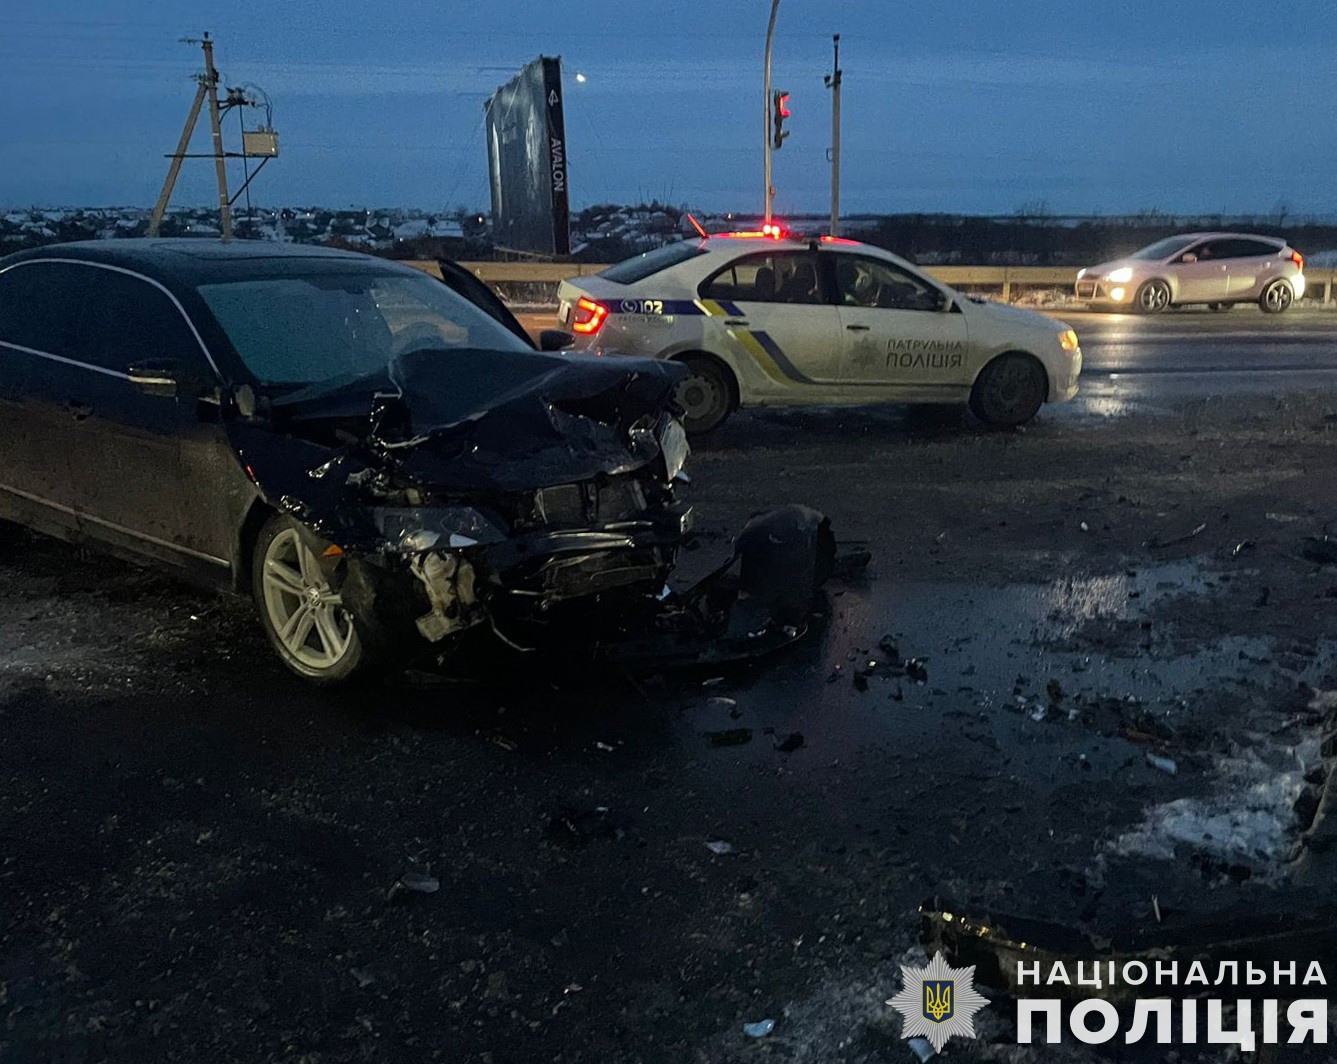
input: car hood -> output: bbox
[1079,258,1136,278]
[962,297,1066,334]
[230,348,688,544]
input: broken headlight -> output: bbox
[374,505,509,552]
[658,417,690,483]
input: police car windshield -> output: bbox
[601,242,707,284]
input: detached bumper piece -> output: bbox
[597,504,867,668]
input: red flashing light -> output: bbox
[777,92,790,118]
[719,228,784,239]
[571,296,608,335]
[820,235,860,245]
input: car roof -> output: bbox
[1172,232,1285,244]
[0,238,420,290]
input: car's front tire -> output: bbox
[969,353,1047,428]
[253,515,368,684]
[1134,279,1172,314]
[1259,278,1294,314]
[673,355,734,434]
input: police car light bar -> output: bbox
[715,221,788,239]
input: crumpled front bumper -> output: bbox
[325,502,693,656]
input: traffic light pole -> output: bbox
[763,0,780,223]
[826,34,842,236]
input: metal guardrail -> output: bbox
[406,261,1337,304]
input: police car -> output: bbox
[556,232,1082,434]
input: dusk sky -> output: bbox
[4,0,1336,216]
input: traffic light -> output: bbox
[772,90,790,150]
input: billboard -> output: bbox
[484,56,570,256]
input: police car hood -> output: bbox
[257,347,688,495]
[963,297,1068,335]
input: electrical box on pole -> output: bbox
[242,128,280,157]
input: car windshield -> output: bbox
[1127,236,1199,261]
[196,269,532,386]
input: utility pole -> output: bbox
[763,0,780,223]
[202,35,233,240]
[148,33,233,239]
[824,34,842,236]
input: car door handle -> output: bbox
[723,318,749,326]
[845,324,871,332]
[66,400,93,421]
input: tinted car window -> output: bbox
[600,242,706,284]
[197,270,531,386]
[1215,238,1280,259]
[75,266,201,373]
[700,252,825,305]
[833,255,942,311]
[0,261,87,358]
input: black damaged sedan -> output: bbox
[0,240,697,683]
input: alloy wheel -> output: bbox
[1260,280,1294,314]
[260,526,357,673]
[1136,280,1171,313]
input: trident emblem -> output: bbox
[923,980,954,1022]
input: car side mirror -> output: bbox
[127,360,180,398]
[539,328,576,352]
[939,293,956,313]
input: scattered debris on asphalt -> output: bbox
[907,1036,936,1062]
[1301,535,1337,564]
[742,1018,775,1038]
[1145,751,1179,775]
[399,872,440,894]
[705,840,736,855]
[350,967,377,989]
[706,728,752,747]
[1145,521,1206,549]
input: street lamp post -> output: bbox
[763,0,780,223]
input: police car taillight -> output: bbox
[1291,250,1305,271]
[572,296,609,335]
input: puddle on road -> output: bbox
[679,558,1332,776]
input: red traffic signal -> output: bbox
[772,90,790,150]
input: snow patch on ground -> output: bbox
[1108,740,1321,870]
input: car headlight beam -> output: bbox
[1104,267,1133,283]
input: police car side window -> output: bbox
[701,253,823,305]
[835,256,940,312]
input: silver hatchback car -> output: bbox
[1076,233,1305,313]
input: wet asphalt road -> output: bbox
[5,363,1337,1057]
[1056,305,1337,407]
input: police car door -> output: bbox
[831,253,969,387]
[698,250,842,385]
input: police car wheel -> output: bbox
[674,356,732,434]
[969,353,1046,428]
